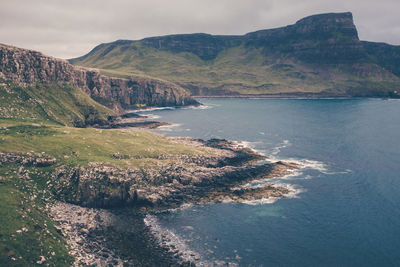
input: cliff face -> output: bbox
[245,12,365,63]
[140,12,365,63]
[70,12,400,97]
[0,44,197,112]
[141,33,241,61]
[362,41,400,76]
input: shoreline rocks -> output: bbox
[2,137,301,266]
[49,138,299,209]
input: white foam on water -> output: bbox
[267,139,352,175]
[157,123,182,131]
[144,215,210,266]
[128,106,176,113]
[182,104,212,110]
[145,114,161,119]
[270,139,291,156]
[278,158,351,175]
[165,203,195,213]
[240,183,305,206]
[231,140,266,156]
[236,170,302,190]
[232,139,351,178]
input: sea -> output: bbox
[138,98,400,266]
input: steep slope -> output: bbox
[70,12,400,97]
[362,41,400,76]
[0,44,197,114]
[0,79,115,127]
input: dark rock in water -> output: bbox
[120,112,142,119]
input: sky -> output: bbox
[1,0,399,59]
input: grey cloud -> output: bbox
[0,0,399,59]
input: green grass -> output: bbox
[0,164,73,266]
[0,122,211,168]
[0,80,115,126]
[0,79,217,265]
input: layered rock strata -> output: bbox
[50,138,299,209]
[0,44,197,112]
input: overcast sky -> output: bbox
[1,0,399,59]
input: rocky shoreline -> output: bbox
[1,137,301,266]
[48,138,300,265]
[49,138,299,210]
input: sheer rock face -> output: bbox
[244,12,365,63]
[0,44,197,112]
[140,12,364,63]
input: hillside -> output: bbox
[0,43,197,114]
[0,38,292,265]
[0,40,202,265]
[70,12,400,97]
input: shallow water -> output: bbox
[138,98,400,266]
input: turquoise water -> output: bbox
[140,98,400,266]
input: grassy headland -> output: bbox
[0,80,213,265]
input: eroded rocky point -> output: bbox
[49,138,299,209]
[44,138,301,266]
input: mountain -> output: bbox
[0,43,197,126]
[70,12,400,98]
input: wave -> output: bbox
[240,183,305,206]
[181,104,212,110]
[164,203,195,213]
[130,106,177,113]
[144,215,209,265]
[231,140,265,155]
[233,139,351,176]
[145,114,161,119]
[278,158,351,175]
[270,139,291,156]
[157,123,182,131]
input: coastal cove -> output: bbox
[2,4,400,266]
[137,97,400,266]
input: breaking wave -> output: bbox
[157,123,182,131]
[144,215,210,266]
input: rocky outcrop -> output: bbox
[0,44,198,112]
[141,33,241,61]
[49,139,298,209]
[84,12,366,64]
[245,12,366,63]
[362,41,400,76]
[125,12,366,64]
[0,151,56,167]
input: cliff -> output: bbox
[244,12,366,63]
[362,41,400,76]
[70,12,400,98]
[0,44,197,112]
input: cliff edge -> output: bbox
[0,44,198,113]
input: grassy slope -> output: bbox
[71,42,400,96]
[0,164,72,266]
[0,79,115,127]
[0,80,213,265]
[0,123,209,169]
